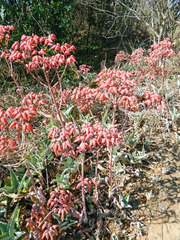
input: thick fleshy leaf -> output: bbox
[9,169,19,190]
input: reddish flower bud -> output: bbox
[1,117,8,125]
[9,122,16,129]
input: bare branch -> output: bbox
[79,0,179,44]
[167,0,180,24]
[117,0,141,20]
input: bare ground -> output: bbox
[137,128,180,240]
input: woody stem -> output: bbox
[81,152,87,222]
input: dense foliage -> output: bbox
[0,24,179,239]
[0,1,75,41]
[1,0,179,71]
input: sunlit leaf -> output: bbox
[102,110,108,128]
[0,221,7,234]
[0,207,6,220]
[9,169,19,191]
[0,232,12,240]
[7,204,20,235]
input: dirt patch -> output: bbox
[137,131,180,240]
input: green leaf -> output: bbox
[0,221,7,234]
[51,169,70,187]
[13,231,25,240]
[0,6,5,20]
[61,161,77,171]
[77,108,86,121]
[9,169,19,191]
[113,145,118,155]
[17,171,28,194]
[0,230,25,240]
[0,187,14,194]
[63,105,74,118]
[71,116,80,131]
[102,110,108,128]
[0,207,6,220]
[54,214,77,230]
[0,169,20,194]
[125,129,139,146]
[61,157,77,172]
[28,155,44,173]
[48,116,55,129]
[119,193,132,208]
[116,163,124,174]
[89,76,96,88]
[0,232,12,240]
[7,204,20,235]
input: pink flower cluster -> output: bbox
[76,177,98,192]
[113,39,177,91]
[26,203,59,240]
[71,84,98,112]
[148,38,175,61]
[77,64,92,76]
[141,91,167,110]
[0,29,76,72]
[49,120,121,157]
[119,96,139,111]
[114,50,128,63]
[95,68,139,111]
[96,68,136,95]
[71,66,164,113]
[130,48,145,64]
[0,105,37,132]
[22,92,47,106]
[0,136,17,154]
[53,87,72,106]
[49,122,79,157]
[0,25,15,43]
[0,92,47,157]
[75,121,121,151]
[47,188,74,221]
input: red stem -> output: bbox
[109,147,113,190]
[9,62,23,98]
[81,152,87,222]
[42,65,65,127]
[108,94,117,193]
[95,150,100,196]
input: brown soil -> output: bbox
[137,129,180,240]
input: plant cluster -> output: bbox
[0,25,179,239]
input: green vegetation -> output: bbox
[0,1,179,239]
